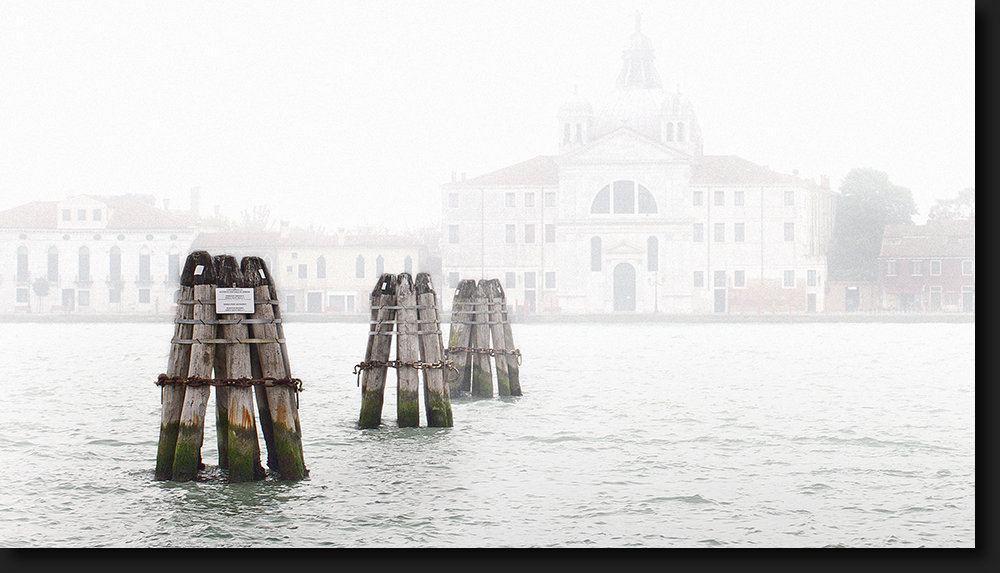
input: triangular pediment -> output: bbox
[558,127,692,165]
[606,240,643,255]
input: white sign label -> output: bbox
[216,288,255,314]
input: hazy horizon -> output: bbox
[0,1,977,234]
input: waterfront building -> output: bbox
[190,224,433,315]
[0,193,198,315]
[877,219,975,313]
[440,17,836,315]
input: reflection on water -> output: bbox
[0,321,975,547]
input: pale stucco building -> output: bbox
[441,18,835,315]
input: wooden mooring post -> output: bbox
[155,251,306,482]
[355,272,454,429]
[445,277,522,398]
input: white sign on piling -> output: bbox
[216,288,255,314]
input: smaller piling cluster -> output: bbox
[355,272,454,429]
[446,279,522,398]
[155,251,306,483]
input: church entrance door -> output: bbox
[613,263,636,311]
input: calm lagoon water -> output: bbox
[0,321,975,547]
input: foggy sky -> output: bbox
[0,0,977,233]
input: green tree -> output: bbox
[827,168,917,281]
[928,187,975,221]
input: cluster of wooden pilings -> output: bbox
[356,272,455,429]
[154,251,306,483]
[446,279,522,398]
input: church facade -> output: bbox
[441,19,836,315]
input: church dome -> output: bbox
[592,88,670,141]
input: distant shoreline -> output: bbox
[0,312,975,324]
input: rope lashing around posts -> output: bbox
[156,373,304,392]
[445,345,523,365]
[352,359,457,387]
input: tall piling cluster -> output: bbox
[446,279,522,398]
[356,272,454,429]
[155,251,306,483]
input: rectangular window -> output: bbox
[886,260,898,276]
[524,224,535,243]
[734,190,745,206]
[693,223,704,242]
[62,209,71,221]
[448,272,459,289]
[505,192,515,207]
[168,254,180,282]
[783,270,795,288]
[545,271,556,288]
[449,225,459,244]
[316,258,326,279]
[505,272,516,288]
[714,190,725,206]
[505,225,515,243]
[78,290,90,306]
[93,209,101,221]
[139,253,150,281]
[48,251,59,282]
[524,272,536,289]
[524,192,535,208]
[448,193,459,208]
[930,286,942,310]
[734,270,745,287]
[784,222,794,242]
[109,289,121,303]
[139,289,150,303]
[808,269,817,287]
[16,288,29,303]
[962,260,974,275]
[545,224,555,243]
[714,223,725,242]
[693,271,704,288]
[911,260,923,276]
[298,264,307,278]
[291,252,298,259]
[77,209,86,221]
[286,295,295,312]
[930,260,941,275]
[734,222,745,242]
[693,191,704,206]
[713,270,726,288]
[545,192,556,207]
[784,190,795,206]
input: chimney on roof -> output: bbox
[189,187,201,219]
[452,172,457,183]
[338,227,346,246]
[461,172,466,181]
[279,220,289,239]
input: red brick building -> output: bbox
[878,219,975,312]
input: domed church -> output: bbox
[441,15,836,315]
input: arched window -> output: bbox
[647,236,659,272]
[404,255,413,275]
[78,246,90,282]
[613,180,635,213]
[637,186,657,214]
[17,245,29,282]
[591,186,610,214]
[594,181,658,214]
[591,237,602,272]
[563,123,571,144]
[355,255,365,279]
[677,122,686,142]
[665,122,674,142]
[47,246,59,282]
[575,123,583,143]
[109,246,122,282]
[316,256,326,279]
[376,255,384,277]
